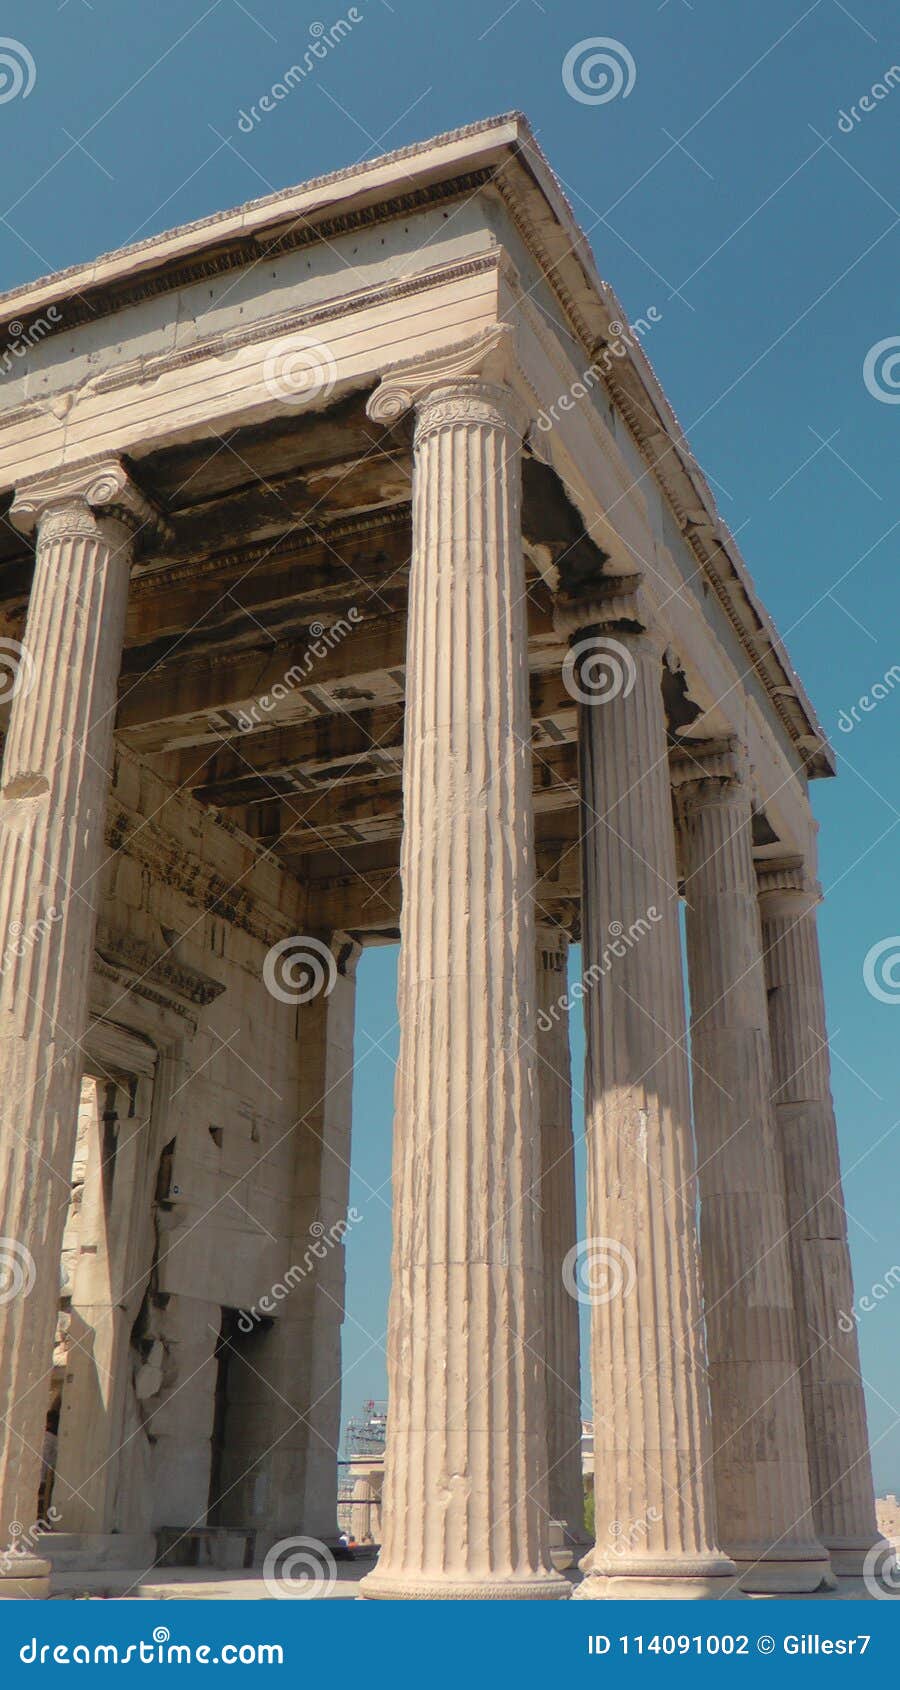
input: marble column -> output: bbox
[534,923,587,1551]
[673,740,832,1592]
[359,328,566,1599]
[0,462,153,1596]
[757,860,884,1574]
[560,583,735,1600]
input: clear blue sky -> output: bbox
[3,0,898,1488]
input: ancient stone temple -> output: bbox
[0,114,884,1599]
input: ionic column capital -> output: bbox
[756,856,822,917]
[552,572,649,641]
[365,324,527,437]
[10,457,167,545]
[670,734,749,814]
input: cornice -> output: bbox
[94,924,227,1009]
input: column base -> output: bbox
[359,1566,570,1601]
[0,1556,51,1598]
[729,1544,835,1593]
[573,1554,740,1601]
[829,1535,894,1577]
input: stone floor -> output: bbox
[47,1554,897,1601]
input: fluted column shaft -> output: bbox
[675,745,831,1592]
[0,468,142,1574]
[360,359,565,1599]
[758,864,882,1573]
[563,596,734,1599]
[534,925,586,1546]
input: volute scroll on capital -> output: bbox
[10,458,170,548]
[365,323,529,438]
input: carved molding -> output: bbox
[366,324,522,426]
[756,856,821,915]
[669,734,749,804]
[552,572,647,640]
[94,924,227,1008]
[104,799,302,947]
[10,457,169,542]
